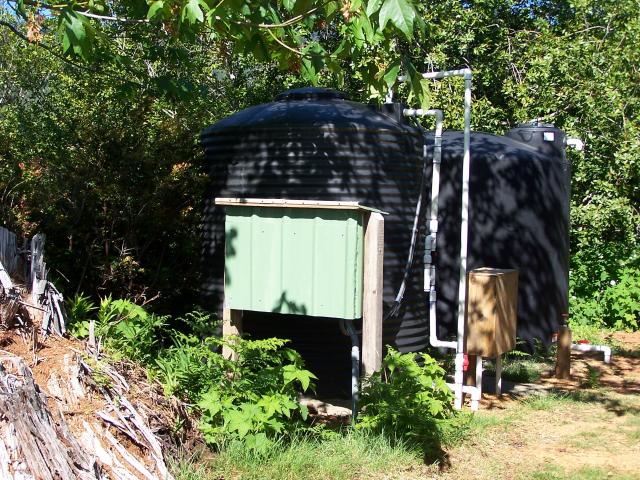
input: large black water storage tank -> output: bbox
[201,89,570,395]
[432,125,569,345]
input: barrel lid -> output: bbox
[276,87,349,101]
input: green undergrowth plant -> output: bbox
[483,339,554,384]
[567,322,615,347]
[66,293,97,339]
[66,295,317,453]
[96,296,168,364]
[195,336,317,452]
[357,348,457,457]
[66,295,168,364]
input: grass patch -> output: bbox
[500,359,548,382]
[520,392,574,411]
[484,348,554,384]
[174,429,422,480]
[616,346,640,358]
[522,464,637,480]
[567,430,604,450]
[465,411,509,432]
[625,416,640,427]
[626,428,640,441]
[623,416,640,441]
[523,464,565,480]
[582,364,602,389]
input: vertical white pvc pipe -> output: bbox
[396,69,476,409]
[403,108,456,350]
[454,72,473,410]
[342,319,360,421]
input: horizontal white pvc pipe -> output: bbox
[398,68,472,82]
[446,382,481,411]
[571,343,611,363]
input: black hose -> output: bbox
[385,131,429,320]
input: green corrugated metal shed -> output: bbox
[217,198,383,319]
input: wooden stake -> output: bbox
[362,212,384,376]
[222,308,243,360]
[555,325,572,379]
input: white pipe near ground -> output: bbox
[341,319,360,421]
[571,343,611,363]
[454,71,473,409]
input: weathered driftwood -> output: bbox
[0,356,102,480]
[28,234,46,306]
[0,261,21,329]
[0,227,19,278]
[0,352,177,480]
[0,259,12,291]
[0,228,67,335]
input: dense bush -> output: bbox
[196,337,315,451]
[67,296,316,453]
[67,296,463,455]
[3,1,639,350]
[357,348,455,450]
[569,195,640,331]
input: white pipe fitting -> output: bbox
[571,343,611,363]
[566,138,584,151]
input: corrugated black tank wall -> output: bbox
[201,88,569,396]
[433,128,569,346]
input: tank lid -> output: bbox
[276,87,349,101]
[514,121,556,129]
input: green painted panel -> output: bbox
[224,206,364,319]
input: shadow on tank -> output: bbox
[201,89,570,394]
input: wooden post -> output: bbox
[362,212,384,376]
[555,325,572,379]
[222,308,243,360]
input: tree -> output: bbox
[1,0,423,97]
[2,0,638,329]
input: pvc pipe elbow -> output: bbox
[571,343,611,363]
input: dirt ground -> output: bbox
[384,332,640,480]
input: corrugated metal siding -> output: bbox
[202,124,428,356]
[224,206,364,319]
